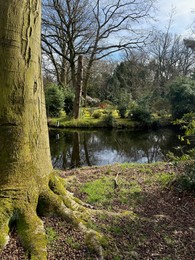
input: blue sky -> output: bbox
[154,0,195,36]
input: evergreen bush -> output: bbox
[45,84,64,117]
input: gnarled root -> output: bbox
[0,200,12,250]
[40,173,104,259]
[0,172,104,260]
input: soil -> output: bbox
[0,162,195,259]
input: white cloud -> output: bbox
[154,0,195,35]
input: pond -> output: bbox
[49,127,191,169]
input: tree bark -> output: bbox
[0,0,52,258]
[73,55,83,119]
[0,2,103,259]
[0,0,52,179]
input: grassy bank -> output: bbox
[48,110,172,129]
[48,116,136,129]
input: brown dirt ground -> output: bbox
[0,163,195,259]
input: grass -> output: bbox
[65,237,81,250]
[45,161,195,259]
[46,227,58,244]
[48,115,157,129]
[47,107,171,129]
[79,173,145,209]
[48,106,173,129]
[67,162,181,210]
[80,177,114,206]
[155,171,176,186]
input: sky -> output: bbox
[154,0,195,37]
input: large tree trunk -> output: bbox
[0,0,52,184]
[0,0,52,258]
[0,1,103,259]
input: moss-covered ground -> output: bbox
[1,161,195,259]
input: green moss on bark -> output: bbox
[0,1,105,259]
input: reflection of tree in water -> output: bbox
[49,130,97,169]
[71,132,81,168]
[49,128,187,169]
[111,130,169,163]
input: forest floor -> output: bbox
[1,162,195,259]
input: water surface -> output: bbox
[49,128,188,169]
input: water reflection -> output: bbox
[49,128,188,169]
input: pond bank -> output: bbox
[48,116,173,130]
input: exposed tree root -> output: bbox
[0,172,106,260]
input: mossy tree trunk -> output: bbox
[0,1,103,259]
[0,0,52,258]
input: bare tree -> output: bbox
[148,30,195,95]
[42,0,93,88]
[82,0,155,104]
[42,0,155,111]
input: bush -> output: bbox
[174,112,195,138]
[92,110,102,119]
[167,78,195,119]
[45,84,64,117]
[64,90,74,116]
[116,91,132,119]
[118,106,127,118]
[129,106,152,126]
[103,112,116,127]
[174,163,195,195]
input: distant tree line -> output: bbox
[42,0,195,121]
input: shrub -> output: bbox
[116,91,132,118]
[118,106,127,118]
[167,78,195,119]
[64,90,74,116]
[103,112,116,127]
[174,112,195,138]
[174,163,195,195]
[129,106,152,126]
[92,110,102,119]
[45,84,64,117]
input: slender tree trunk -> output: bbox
[83,54,96,108]
[60,58,67,88]
[73,55,83,119]
[60,45,68,88]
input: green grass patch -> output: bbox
[155,172,176,187]
[80,174,144,208]
[118,180,143,205]
[49,116,107,128]
[65,237,81,250]
[80,177,114,205]
[48,113,136,129]
[108,225,123,235]
[46,227,58,244]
